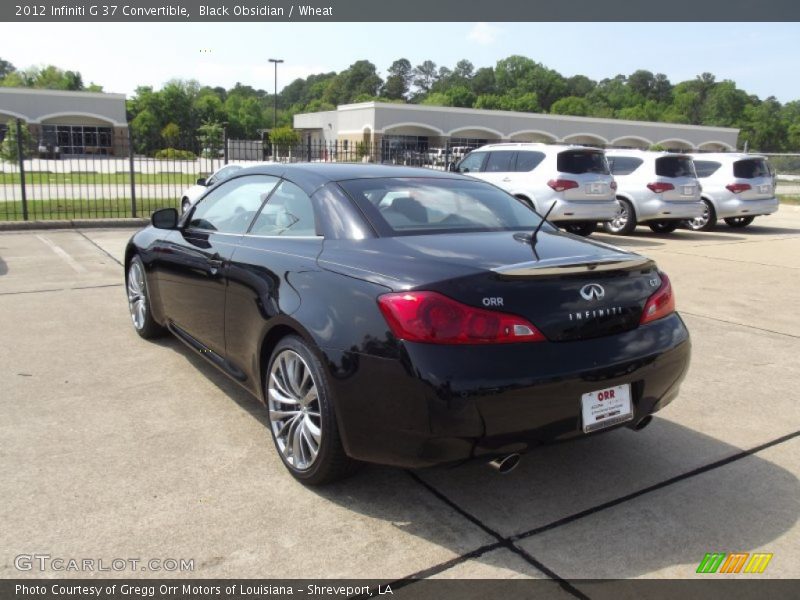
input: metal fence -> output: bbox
[0,120,471,222]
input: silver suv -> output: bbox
[455,143,618,237]
[605,150,704,235]
[686,153,779,230]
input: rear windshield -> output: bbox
[608,156,643,176]
[693,160,722,178]
[557,150,609,175]
[339,177,547,236]
[733,158,770,179]
[655,156,696,178]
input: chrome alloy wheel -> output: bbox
[127,260,147,330]
[608,203,630,233]
[268,349,322,470]
[687,204,710,230]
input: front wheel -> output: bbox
[724,216,755,228]
[126,255,166,339]
[683,200,716,231]
[648,221,679,234]
[266,336,358,485]
[603,199,637,235]
[563,221,597,237]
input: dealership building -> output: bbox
[294,102,739,153]
[0,87,129,155]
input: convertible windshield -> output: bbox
[339,177,546,236]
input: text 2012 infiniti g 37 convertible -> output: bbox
[125,164,691,484]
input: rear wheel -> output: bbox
[603,199,637,235]
[724,216,755,228]
[266,336,358,485]
[563,221,597,237]
[683,200,716,231]
[126,255,166,339]
[648,221,679,234]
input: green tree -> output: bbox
[0,120,33,162]
[381,58,412,100]
[412,60,438,95]
[161,122,181,147]
[197,120,224,156]
[740,97,786,151]
[0,58,15,79]
[551,96,591,116]
[471,67,496,96]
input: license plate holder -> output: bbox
[581,384,633,433]
[586,182,606,195]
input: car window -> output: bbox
[249,180,318,237]
[206,165,243,186]
[484,151,516,173]
[608,156,643,176]
[693,160,722,178]
[733,159,770,179]
[457,152,487,173]
[514,151,546,172]
[655,156,696,178]
[557,150,610,175]
[188,175,279,234]
[340,177,548,236]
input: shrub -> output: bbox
[154,147,196,160]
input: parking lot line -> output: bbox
[35,234,87,273]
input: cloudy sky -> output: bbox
[1,22,799,102]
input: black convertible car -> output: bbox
[125,164,691,484]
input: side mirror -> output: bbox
[196,177,207,186]
[448,162,458,172]
[152,207,179,230]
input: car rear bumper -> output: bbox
[548,199,620,223]
[635,197,705,222]
[324,313,691,468]
[713,195,779,219]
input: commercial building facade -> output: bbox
[0,88,128,156]
[294,102,739,155]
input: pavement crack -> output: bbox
[76,229,124,266]
[681,311,800,340]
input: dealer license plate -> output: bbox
[581,384,633,433]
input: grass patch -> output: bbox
[0,198,176,221]
[779,195,800,205]
[0,171,199,185]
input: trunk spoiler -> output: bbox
[492,254,654,278]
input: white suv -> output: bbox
[605,150,704,235]
[686,153,779,230]
[455,143,618,236]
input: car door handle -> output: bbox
[207,254,224,275]
[502,177,512,182]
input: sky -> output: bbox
[1,22,799,103]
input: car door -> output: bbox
[224,179,324,394]
[475,150,517,190]
[158,174,280,357]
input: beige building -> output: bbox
[0,87,128,156]
[294,101,739,155]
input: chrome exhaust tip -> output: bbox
[634,415,653,431]
[488,453,521,474]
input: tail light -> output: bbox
[726,183,751,194]
[640,272,675,325]
[647,182,675,194]
[378,291,546,345]
[547,179,579,193]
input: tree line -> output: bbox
[2,56,799,154]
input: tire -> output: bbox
[126,255,166,339]
[648,221,679,234]
[724,216,755,228]
[603,199,637,235]
[266,335,358,485]
[683,199,716,231]
[181,198,191,214]
[563,222,597,237]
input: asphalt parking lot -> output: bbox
[1,208,799,588]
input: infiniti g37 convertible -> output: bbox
[125,164,691,484]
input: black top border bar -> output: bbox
[3,0,800,22]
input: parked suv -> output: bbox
[604,150,704,235]
[455,143,618,236]
[685,153,778,230]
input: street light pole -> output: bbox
[268,58,284,130]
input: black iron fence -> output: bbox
[0,120,475,222]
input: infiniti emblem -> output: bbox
[580,283,605,301]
